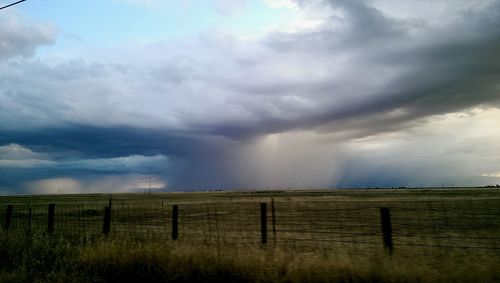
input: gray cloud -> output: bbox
[4,0,499,139]
[0,13,56,59]
[1,1,500,191]
[256,0,500,136]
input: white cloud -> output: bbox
[340,107,500,187]
[264,0,299,10]
[0,143,169,171]
[0,12,56,60]
[0,143,42,160]
[0,144,54,168]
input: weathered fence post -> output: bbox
[48,203,55,233]
[271,199,277,244]
[380,207,393,254]
[4,205,13,230]
[108,194,112,209]
[260,203,267,245]
[172,205,178,240]
[103,206,111,235]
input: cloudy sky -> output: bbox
[0,0,499,194]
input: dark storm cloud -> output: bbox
[0,126,189,192]
[3,0,499,140]
[141,0,500,142]
[247,0,500,139]
[0,126,193,158]
[1,0,500,191]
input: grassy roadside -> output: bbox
[1,189,499,282]
[1,232,499,283]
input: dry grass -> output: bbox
[0,232,499,283]
[0,189,500,282]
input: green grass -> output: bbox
[0,188,500,282]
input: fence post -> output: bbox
[48,204,55,233]
[172,205,178,240]
[271,199,276,244]
[4,205,13,231]
[103,206,111,235]
[260,203,267,245]
[380,207,393,254]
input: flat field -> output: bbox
[0,188,499,282]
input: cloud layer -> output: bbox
[1,0,499,193]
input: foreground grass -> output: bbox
[0,232,499,283]
[1,189,500,282]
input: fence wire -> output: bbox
[1,197,500,256]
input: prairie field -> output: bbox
[0,188,500,282]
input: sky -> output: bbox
[0,0,499,194]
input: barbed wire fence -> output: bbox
[1,197,500,257]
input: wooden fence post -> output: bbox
[103,206,111,235]
[48,204,55,233]
[260,203,267,245]
[380,207,393,254]
[4,205,13,230]
[172,205,178,240]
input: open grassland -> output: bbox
[0,188,500,282]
